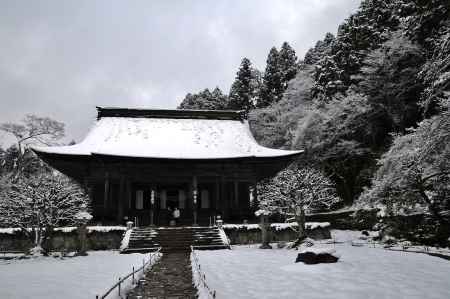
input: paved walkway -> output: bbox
[127,252,198,299]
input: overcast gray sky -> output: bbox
[0,0,360,145]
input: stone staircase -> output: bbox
[121,226,230,253]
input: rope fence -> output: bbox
[191,246,217,299]
[96,247,162,299]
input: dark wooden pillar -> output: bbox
[234,181,239,208]
[215,177,220,212]
[192,175,198,226]
[117,175,125,223]
[103,172,109,223]
[150,183,155,226]
[220,175,228,220]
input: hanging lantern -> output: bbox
[193,189,198,205]
[249,186,254,207]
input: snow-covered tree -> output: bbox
[0,172,91,255]
[304,33,335,65]
[278,42,298,89]
[0,115,64,175]
[358,31,424,132]
[0,114,65,154]
[419,23,450,116]
[228,57,257,113]
[256,166,340,242]
[178,87,229,110]
[258,47,283,108]
[360,98,450,229]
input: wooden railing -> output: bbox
[190,246,217,298]
[96,247,162,299]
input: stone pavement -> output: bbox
[126,252,198,299]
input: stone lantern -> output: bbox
[259,213,272,249]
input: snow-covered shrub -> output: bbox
[0,172,90,254]
[257,166,341,242]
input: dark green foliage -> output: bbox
[312,0,401,98]
[258,47,283,108]
[358,32,424,132]
[3,145,20,173]
[178,87,229,110]
[258,43,298,108]
[228,58,257,112]
[304,33,335,65]
[418,21,450,116]
[278,42,298,89]
[400,0,450,46]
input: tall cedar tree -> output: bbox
[258,47,283,108]
[228,58,255,113]
[278,42,298,89]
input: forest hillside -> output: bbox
[178,1,449,219]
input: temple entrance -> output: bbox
[91,177,256,226]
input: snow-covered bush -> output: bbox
[257,166,341,242]
[0,172,90,254]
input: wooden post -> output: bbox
[215,177,220,212]
[220,175,227,220]
[192,175,198,226]
[117,175,125,223]
[234,180,239,208]
[150,188,155,226]
[103,172,109,224]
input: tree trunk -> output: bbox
[259,214,272,249]
[42,225,54,256]
[77,224,88,256]
[292,206,306,248]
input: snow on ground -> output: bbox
[222,222,330,231]
[194,244,450,299]
[0,251,155,299]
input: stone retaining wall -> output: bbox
[0,227,126,253]
[307,209,450,246]
[223,223,331,245]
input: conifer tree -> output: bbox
[278,42,298,89]
[228,57,255,113]
[258,47,282,108]
[178,87,228,110]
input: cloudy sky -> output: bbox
[0,0,360,145]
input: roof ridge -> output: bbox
[96,107,246,121]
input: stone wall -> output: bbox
[223,223,331,245]
[0,227,126,253]
[306,209,450,246]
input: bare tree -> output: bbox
[0,114,65,154]
[0,114,64,175]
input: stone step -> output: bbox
[121,226,229,253]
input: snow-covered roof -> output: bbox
[33,108,303,160]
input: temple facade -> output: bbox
[33,107,302,226]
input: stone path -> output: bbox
[126,252,199,299]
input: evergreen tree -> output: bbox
[0,146,5,176]
[278,42,298,89]
[228,57,255,113]
[304,33,335,65]
[258,47,282,108]
[178,87,228,110]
